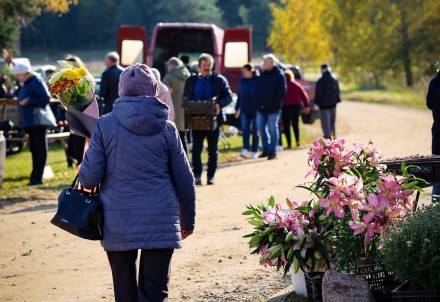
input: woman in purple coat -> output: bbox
[79,64,196,302]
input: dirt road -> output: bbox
[0,101,434,302]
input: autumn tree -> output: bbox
[0,0,77,50]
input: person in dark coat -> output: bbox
[79,64,196,302]
[255,54,287,160]
[314,64,341,139]
[13,64,51,186]
[100,52,124,115]
[183,53,233,185]
[427,67,440,201]
[282,69,310,148]
[235,63,259,159]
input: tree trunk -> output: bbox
[399,5,414,87]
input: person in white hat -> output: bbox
[13,63,51,186]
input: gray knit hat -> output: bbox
[118,63,159,97]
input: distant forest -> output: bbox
[21,0,278,53]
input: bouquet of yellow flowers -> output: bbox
[48,61,94,112]
[48,61,98,138]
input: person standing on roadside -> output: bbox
[13,63,51,186]
[427,65,440,201]
[255,54,286,160]
[100,52,124,115]
[282,69,310,148]
[235,63,259,159]
[183,53,233,186]
[151,68,175,122]
[163,57,191,153]
[314,64,341,139]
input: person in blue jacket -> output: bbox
[13,63,51,186]
[427,66,440,201]
[183,53,233,185]
[79,64,196,302]
[255,54,287,160]
[235,63,259,159]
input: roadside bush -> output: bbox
[381,203,440,290]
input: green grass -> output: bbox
[283,292,308,302]
[341,89,426,108]
[1,143,76,202]
[1,125,320,202]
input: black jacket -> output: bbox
[255,66,286,114]
[314,72,341,109]
[427,72,440,153]
[100,65,124,114]
[183,73,233,108]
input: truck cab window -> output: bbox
[121,40,144,66]
[224,42,249,68]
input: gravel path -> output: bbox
[0,101,434,301]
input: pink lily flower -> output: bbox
[319,194,345,218]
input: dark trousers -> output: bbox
[192,128,220,178]
[432,130,440,198]
[179,131,188,154]
[107,249,174,302]
[282,105,302,147]
[67,134,85,165]
[27,127,48,182]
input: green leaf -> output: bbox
[269,196,276,208]
[293,256,300,273]
[242,209,254,216]
[248,236,261,248]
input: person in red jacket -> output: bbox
[281,70,310,148]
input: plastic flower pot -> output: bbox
[291,269,307,297]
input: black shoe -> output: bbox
[207,177,215,185]
[195,177,202,186]
[296,141,300,147]
[268,152,277,160]
[27,180,43,186]
[259,151,269,158]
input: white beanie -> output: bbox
[12,63,32,74]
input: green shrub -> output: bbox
[381,204,440,290]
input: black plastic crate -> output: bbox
[345,264,399,302]
[392,281,440,302]
[305,272,324,302]
[185,100,217,115]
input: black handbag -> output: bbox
[51,174,103,240]
[33,104,57,128]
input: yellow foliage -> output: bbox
[32,0,78,15]
[268,0,333,65]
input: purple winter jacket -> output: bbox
[79,96,196,251]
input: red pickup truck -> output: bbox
[117,23,251,93]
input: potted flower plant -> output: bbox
[244,137,425,301]
[381,203,440,301]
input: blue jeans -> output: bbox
[320,108,336,139]
[257,111,280,153]
[240,113,259,152]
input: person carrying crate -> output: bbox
[183,53,233,186]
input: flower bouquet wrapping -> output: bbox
[244,137,426,276]
[48,61,99,138]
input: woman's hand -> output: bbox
[234,109,240,119]
[215,103,221,116]
[19,98,29,106]
[181,230,193,240]
[303,107,310,114]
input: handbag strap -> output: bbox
[70,173,100,197]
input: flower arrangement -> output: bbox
[244,137,425,274]
[48,61,93,112]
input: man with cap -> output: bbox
[183,53,233,185]
[427,64,440,201]
[255,54,287,160]
[163,57,191,153]
[13,63,51,185]
[100,51,124,114]
[314,64,341,139]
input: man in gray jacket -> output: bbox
[163,57,191,153]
